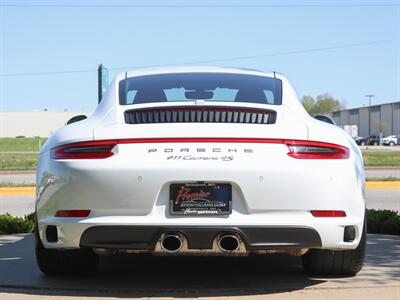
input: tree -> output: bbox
[300,95,316,114]
[301,94,344,115]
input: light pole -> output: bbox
[365,94,375,107]
[364,94,375,137]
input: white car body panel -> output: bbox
[36,67,365,254]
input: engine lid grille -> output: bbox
[124,106,276,125]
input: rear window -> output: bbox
[119,73,282,105]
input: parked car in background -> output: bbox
[366,135,381,145]
[354,136,367,146]
[382,135,400,146]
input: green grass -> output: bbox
[366,177,400,181]
[0,137,46,152]
[362,151,400,167]
[0,152,39,170]
[0,182,36,187]
[0,138,44,170]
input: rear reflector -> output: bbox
[55,210,91,217]
[51,141,117,159]
[311,210,346,217]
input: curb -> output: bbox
[0,187,35,196]
[365,181,400,189]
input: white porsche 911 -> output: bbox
[35,67,366,276]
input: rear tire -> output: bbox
[301,223,366,276]
[35,226,99,275]
[389,141,395,146]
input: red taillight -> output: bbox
[285,141,349,159]
[55,210,91,217]
[311,210,346,217]
[51,141,117,159]
[50,138,349,160]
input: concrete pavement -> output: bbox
[0,171,36,185]
[0,234,398,299]
[366,189,400,212]
[365,167,400,179]
[1,287,398,300]
[0,195,35,217]
[360,145,400,151]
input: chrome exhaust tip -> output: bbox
[160,234,183,253]
[218,234,240,252]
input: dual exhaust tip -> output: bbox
[160,233,241,253]
[217,234,241,252]
[160,234,183,253]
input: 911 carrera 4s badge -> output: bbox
[170,183,232,215]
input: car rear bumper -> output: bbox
[78,225,322,250]
[37,209,364,251]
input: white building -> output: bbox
[0,111,89,137]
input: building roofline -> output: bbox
[332,100,400,113]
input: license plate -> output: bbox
[170,183,232,215]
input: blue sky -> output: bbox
[1,1,399,112]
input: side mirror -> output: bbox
[66,115,87,125]
[313,114,336,125]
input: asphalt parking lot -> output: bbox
[0,234,399,299]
